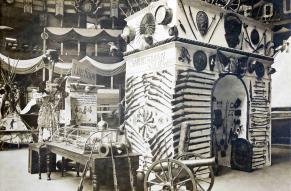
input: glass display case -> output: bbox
[52,126,128,155]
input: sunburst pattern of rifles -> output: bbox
[124,70,175,162]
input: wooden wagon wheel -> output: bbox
[208,0,240,12]
[144,158,196,191]
[224,0,241,12]
[176,153,214,191]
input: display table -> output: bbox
[45,142,140,191]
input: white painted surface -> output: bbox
[272,36,291,108]
[124,0,272,56]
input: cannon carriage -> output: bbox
[142,123,215,191]
[144,153,215,191]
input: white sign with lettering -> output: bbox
[72,59,96,84]
[126,48,176,75]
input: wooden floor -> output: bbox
[0,145,291,191]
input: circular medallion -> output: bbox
[193,50,207,72]
[155,6,173,25]
[196,11,209,36]
[41,32,49,40]
[255,62,265,78]
[250,29,260,45]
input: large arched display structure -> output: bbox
[123,0,273,172]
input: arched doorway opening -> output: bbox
[212,74,249,169]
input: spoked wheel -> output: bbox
[176,153,214,191]
[224,0,241,12]
[209,0,240,12]
[205,0,215,3]
[144,159,196,191]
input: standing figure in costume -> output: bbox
[37,94,60,142]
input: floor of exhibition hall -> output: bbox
[0,145,290,191]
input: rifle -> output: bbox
[110,142,119,191]
[77,144,95,191]
[126,146,135,191]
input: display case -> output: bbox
[52,127,128,155]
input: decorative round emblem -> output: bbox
[250,29,260,45]
[155,6,173,25]
[196,11,209,36]
[193,50,207,72]
[41,32,49,40]
[140,13,156,35]
[255,62,265,78]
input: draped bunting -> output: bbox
[0,53,44,74]
[46,27,122,42]
[53,62,72,75]
[46,27,72,36]
[80,56,125,76]
[0,53,125,76]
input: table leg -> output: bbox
[90,168,92,179]
[61,157,65,177]
[38,152,42,180]
[92,162,99,191]
[76,162,80,177]
[46,152,51,180]
[0,141,3,151]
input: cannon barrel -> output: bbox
[98,143,127,157]
[181,157,215,167]
[98,144,113,157]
